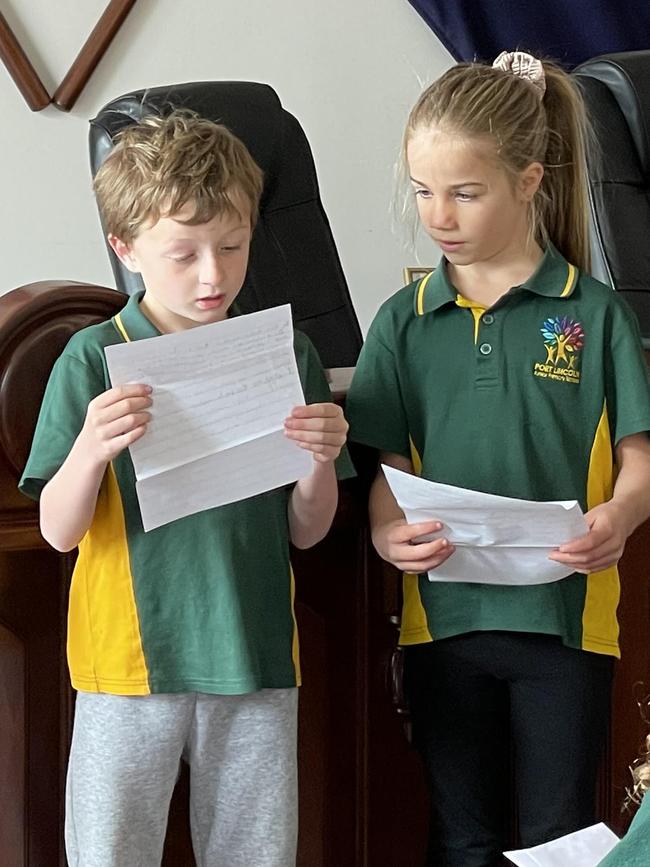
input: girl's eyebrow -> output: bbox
[409,177,486,189]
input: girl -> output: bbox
[346,51,650,866]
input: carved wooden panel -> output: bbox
[0,621,25,866]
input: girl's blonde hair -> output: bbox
[626,734,650,809]
[403,56,591,271]
[94,109,264,243]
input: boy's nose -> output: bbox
[199,254,223,286]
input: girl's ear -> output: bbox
[108,234,140,273]
[518,162,544,202]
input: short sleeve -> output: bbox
[294,330,356,481]
[19,351,105,500]
[345,315,411,458]
[605,297,650,444]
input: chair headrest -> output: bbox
[574,51,650,178]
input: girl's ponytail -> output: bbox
[536,63,592,272]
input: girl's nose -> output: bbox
[427,198,456,230]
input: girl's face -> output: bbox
[406,128,542,267]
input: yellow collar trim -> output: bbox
[415,270,436,316]
[113,312,131,343]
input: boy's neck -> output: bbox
[447,243,544,309]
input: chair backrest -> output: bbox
[573,51,650,343]
[89,81,362,368]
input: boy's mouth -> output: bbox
[196,295,225,310]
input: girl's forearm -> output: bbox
[611,433,650,536]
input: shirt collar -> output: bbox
[112,290,161,342]
[413,243,579,316]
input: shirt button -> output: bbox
[479,342,492,355]
[482,313,494,325]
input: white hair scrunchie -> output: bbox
[492,50,546,98]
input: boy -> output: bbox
[19,111,353,867]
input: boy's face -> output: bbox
[109,197,252,333]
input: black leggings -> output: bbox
[404,631,614,867]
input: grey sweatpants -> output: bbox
[65,689,298,867]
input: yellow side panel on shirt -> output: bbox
[67,464,151,693]
[290,565,302,686]
[399,438,433,644]
[582,402,620,657]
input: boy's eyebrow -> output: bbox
[162,225,250,245]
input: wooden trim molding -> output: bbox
[0,12,49,111]
[0,0,138,112]
[53,0,138,111]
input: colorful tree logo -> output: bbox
[541,317,584,368]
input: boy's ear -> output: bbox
[519,162,544,202]
[108,234,140,273]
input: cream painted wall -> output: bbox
[0,0,452,333]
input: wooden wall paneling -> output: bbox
[0,618,25,866]
[0,284,127,866]
[603,520,650,835]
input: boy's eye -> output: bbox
[169,253,195,262]
[221,245,242,253]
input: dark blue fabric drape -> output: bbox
[408,0,650,68]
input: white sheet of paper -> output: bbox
[382,465,588,585]
[504,823,619,866]
[105,305,312,530]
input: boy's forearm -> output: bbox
[40,434,108,552]
[288,461,338,549]
[611,433,650,536]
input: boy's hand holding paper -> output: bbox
[105,305,312,531]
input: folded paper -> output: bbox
[382,464,588,585]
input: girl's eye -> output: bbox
[221,245,242,253]
[413,188,432,199]
[455,192,475,202]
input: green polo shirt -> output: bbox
[598,793,649,866]
[20,291,355,695]
[346,244,650,656]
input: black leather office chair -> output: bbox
[573,51,650,343]
[88,81,362,369]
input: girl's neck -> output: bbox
[448,243,544,308]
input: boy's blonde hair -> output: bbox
[93,110,264,243]
[403,56,591,272]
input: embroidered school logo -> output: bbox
[533,317,584,384]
